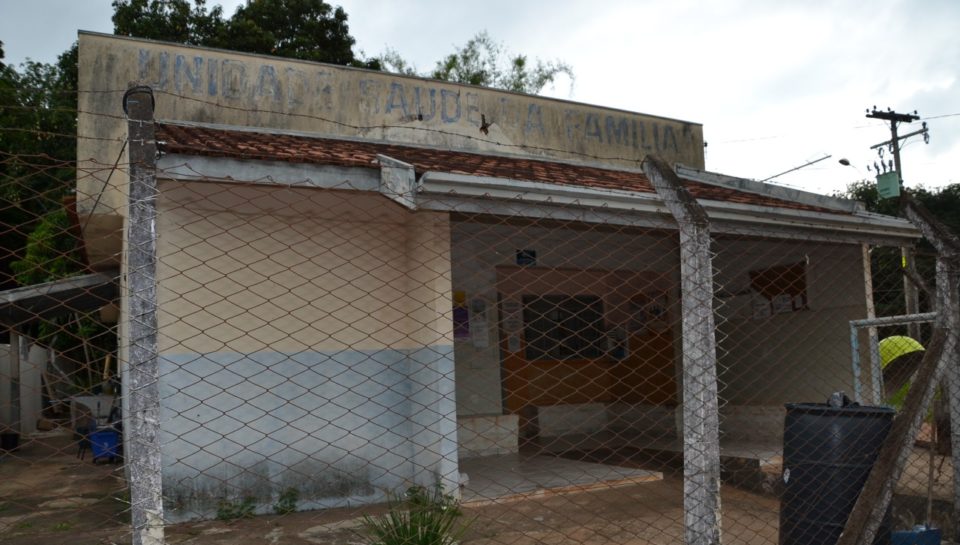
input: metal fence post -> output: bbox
[644,157,722,545]
[124,84,164,545]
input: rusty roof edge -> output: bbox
[153,121,908,231]
[675,164,863,214]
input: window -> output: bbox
[749,261,808,314]
[522,294,606,361]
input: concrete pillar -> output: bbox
[0,343,11,431]
[643,157,722,545]
[405,211,459,495]
[19,342,46,434]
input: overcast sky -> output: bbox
[2,0,957,195]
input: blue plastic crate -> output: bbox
[892,526,941,545]
[89,429,120,462]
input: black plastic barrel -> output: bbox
[780,403,894,545]
[0,432,18,452]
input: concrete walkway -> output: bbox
[460,453,662,504]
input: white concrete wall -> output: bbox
[713,240,867,439]
[457,414,519,458]
[606,403,678,437]
[155,182,456,520]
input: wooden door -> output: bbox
[496,267,677,431]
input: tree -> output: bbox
[112,0,380,68]
[840,180,960,318]
[0,42,79,294]
[218,0,375,67]
[381,31,574,95]
[113,2,570,91]
[111,0,226,45]
[842,180,960,235]
[1,42,85,355]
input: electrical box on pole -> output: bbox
[865,107,929,197]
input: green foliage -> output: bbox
[216,496,256,521]
[378,48,418,77]
[10,207,82,285]
[361,485,470,545]
[425,31,573,95]
[112,0,226,45]
[0,42,78,292]
[272,487,299,515]
[4,204,115,394]
[841,180,960,235]
[840,180,959,317]
[114,3,567,93]
[223,0,362,65]
[112,0,380,68]
[0,47,77,205]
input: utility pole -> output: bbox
[865,107,928,190]
[866,108,929,337]
[861,107,960,542]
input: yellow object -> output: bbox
[878,336,924,369]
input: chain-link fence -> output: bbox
[2,54,960,545]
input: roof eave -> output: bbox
[676,164,864,214]
[421,170,920,241]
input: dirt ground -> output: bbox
[2,443,779,545]
[0,431,953,545]
[1,478,781,545]
[0,431,128,542]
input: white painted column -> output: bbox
[644,157,722,545]
[19,343,46,434]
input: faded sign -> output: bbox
[77,32,704,219]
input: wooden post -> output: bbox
[901,246,921,339]
[937,262,960,541]
[901,195,960,541]
[837,195,960,545]
[948,317,960,541]
[862,244,882,403]
[124,84,164,545]
[643,157,722,545]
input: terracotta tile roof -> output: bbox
[156,123,839,214]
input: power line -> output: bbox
[923,112,960,120]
